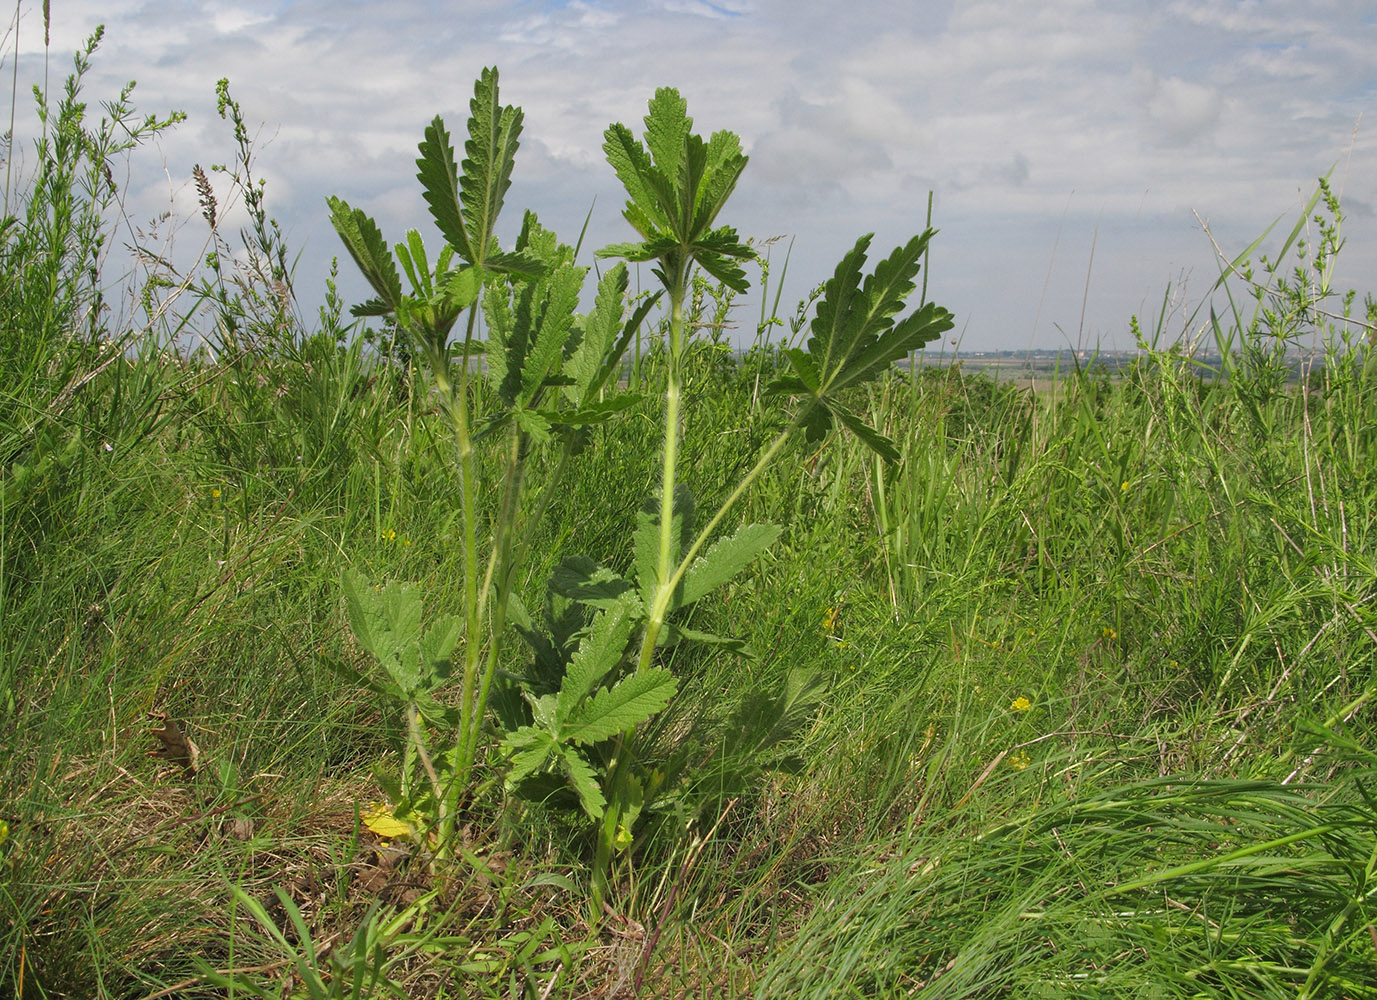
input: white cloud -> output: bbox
[4,0,1373,350]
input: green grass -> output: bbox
[4,30,1377,1000]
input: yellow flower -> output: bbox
[823,606,840,634]
[1009,752,1031,771]
[211,488,221,499]
[381,528,397,542]
[1120,480,1130,493]
[1102,626,1117,641]
[1010,696,1031,712]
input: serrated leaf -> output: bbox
[633,486,694,612]
[643,87,692,185]
[513,406,553,443]
[415,116,471,259]
[602,124,660,232]
[834,300,954,391]
[832,403,901,463]
[341,569,424,693]
[809,234,872,378]
[541,393,644,429]
[504,727,558,785]
[560,747,606,820]
[461,68,522,268]
[660,622,750,654]
[679,522,780,608]
[565,263,628,401]
[557,597,638,721]
[565,668,677,745]
[548,557,636,608]
[589,290,662,397]
[520,262,586,404]
[328,197,404,313]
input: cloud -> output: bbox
[1135,70,1224,148]
[4,0,1373,350]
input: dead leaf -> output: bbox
[148,712,200,777]
[360,802,411,841]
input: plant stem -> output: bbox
[645,271,687,669]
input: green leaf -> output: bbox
[513,406,553,443]
[462,67,522,268]
[831,403,901,463]
[565,668,677,745]
[557,597,638,721]
[660,623,750,654]
[588,291,663,397]
[415,116,470,260]
[417,615,462,682]
[769,232,955,429]
[564,263,628,401]
[541,393,643,429]
[643,87,692,188]
[560,746,606,820]
[548,557,636,609]
[341,569,424,693]
[599,88,754,297]
[633,486,694,612]
[504,727,558,785]
[520,261,585,404]
[327,197,404,313]
[679,522,781,608]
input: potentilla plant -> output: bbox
[500,88,957,900]
[325,71,955,890]
[326,69,659,860]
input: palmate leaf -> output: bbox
[565,667,677,746]
[679,522,781,608]
[597,87,755,295]
[768,231,955,460]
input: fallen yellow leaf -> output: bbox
[360,802,411,840]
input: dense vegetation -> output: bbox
[4,30,1377,1000]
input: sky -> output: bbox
[6,0,1376,352]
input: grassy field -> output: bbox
[4,33,1377,1000]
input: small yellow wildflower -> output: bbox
[1102,626,1118,641]
[381,528,397,542]
[1120,481,1129,492]
[402,538,411,547]
[1010,696,1031,712]
[1009,752,1031,771]
[823,606,840,634]
[211,488,221,499]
